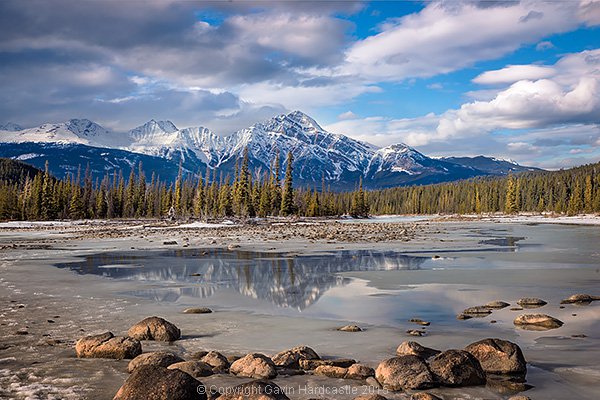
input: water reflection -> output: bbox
[56,249,427,309]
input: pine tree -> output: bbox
[584,175,593,213]
[504,175,518,214]
[280,151,295,216]
[40,161,57,220]
[194,173,205,218]
[307,189,320,217]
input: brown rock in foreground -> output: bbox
[271,345,319,368]
[429,350,486,387]
[396,341,440,359]
[299,358,356,370]
[128,351,184,373]
[200,350,230,371]
[75,331,141,360]
[410,393,442,400]
[513,314,563,330]
[183,307,212,314]
[516,297,547,308]
[128,316,181,342]
[230,353,277,379]
[113,365,206,400]
[484,300,510,309]
[219,380,290,400]
[375,355,435,391]
[345,363,375,380]
[465,338,526,375]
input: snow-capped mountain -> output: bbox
[0,111,537,189]
[0,122,23,132]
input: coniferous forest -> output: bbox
[0,152,599,221]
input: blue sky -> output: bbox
[0,0,599,168]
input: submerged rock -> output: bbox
[182,307,212,314]
[560,293,600,304]
[456,313,473,320]
[465,338,526,375]
[462,306,492,316]
[516,298,547,308]
[299,358,356,370]
[167,360,214,378]
[484,301,510,309]
[272,345,319,369]
[396,341,440,359]
[128,351,184,373]
[219,380,290,400]
[338,324,362,332]
[230,353,277,379]
[75,332,141,360]
[429,350,486,387]
[128,316,181,342]
[407,329,426,337]
[409,318,431,326]
[513,314,564,330]
[113,365,205,400]
[375,355,435,391]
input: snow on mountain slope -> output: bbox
[0,111,537,188]
[0,122,23,131]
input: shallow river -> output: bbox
[51,222,600,399]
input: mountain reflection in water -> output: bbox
[55,249,427,309]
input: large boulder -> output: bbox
[113,365,206,400]
[128,351,184,373]
[75,332,141,360]
[375,355,435,391]
[168,360,214,378]
[513,314,563,330]
[396,341,440,359]
[128,316,181,342]
[230,353,277,379]
[271,346,319,368]
[429,350,486,387]
[465,338,526,375]
[200,350,230,372]
[345,363,375,380]
[218,380,290,400]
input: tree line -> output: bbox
[0,152,599,221]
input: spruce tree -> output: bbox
[280,151,295,216]
[504,175,518,214]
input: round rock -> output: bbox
[516,298,547,308]
[513,314,564,330]
[113,365,205,400]
[484,301,510,309]
[271,345,319,369]
[75,332,141,360]
[429,350,486,387]
[314,365,348,378]
[560,294,600,304]
[128,351,184,373]
[229,353,277,379]
[375,355,435,391]
[465,338,526,375]
[200,350,230,372]
[396,341,440,359]
[128,316,181,342]
[345,363,375,380]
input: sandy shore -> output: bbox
[0,218,599,399]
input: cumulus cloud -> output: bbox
[337,1,589,82]
[473,65,556,85]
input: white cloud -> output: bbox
[338,1,589,82]
[536,40,555,51]
[473,65,556,85]
[338,111,358,120]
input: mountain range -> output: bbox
[0,111,539,189]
